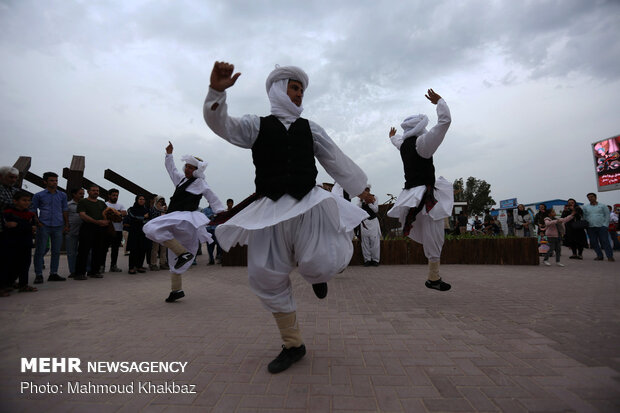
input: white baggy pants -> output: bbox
[247,203,354,313]
[360,218,381,262]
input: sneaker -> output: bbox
[543,261,551,266]
[34,276,44,284]
[371,260,380,267]
[174,252,194,270]
[88,273,103,278]
[149,264,160,271]
[165,290,185,303]
[312,283,328,299]
[568,255,577,259]
[556,262,565,267]
[609,257,615,262]
[207,260,215,266]
[594,257,604,261]
[73,275,87,280]
[109,266,122,273]
[576,255,583,260]
[48,274,66,281]
[363,261,371,267]
[425,278,451,291]
[267,344,306,374]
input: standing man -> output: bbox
[143,142,225,303]
[104,188,127,272]
[387,89,453,291]
[583,192,614,261]
[65,187,84,278]
[0,166,20,213]
[358,185,381,266]
[31,172,69,284]
[74,185,109,280]
[204,61,372,374]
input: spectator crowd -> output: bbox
[1,163,618,296]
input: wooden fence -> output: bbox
[222,237,539,266]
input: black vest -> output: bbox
[400,136,435,189]
[167,178,201,213]
[361,203,377,220]
[251,115,318,201]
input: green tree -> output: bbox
[452,177,495,216]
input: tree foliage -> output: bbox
[453,177,496,216]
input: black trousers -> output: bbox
[75,223,106,276]
[0,243,31,287]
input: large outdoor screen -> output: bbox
[592,135,620,192]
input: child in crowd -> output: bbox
[543,208,575,267]
[1,191,38,296]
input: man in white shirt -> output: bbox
[104,188,127,272]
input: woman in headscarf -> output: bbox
[514,204,533,237]
[562,198,587,259]
[127,194,149,274]
[204,61,373,374]
[387,89,453,292]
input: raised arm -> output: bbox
[415,89,452,159]
[388,127,405,150]
[165,141,184,186]
[203,61,260,148]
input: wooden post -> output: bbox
[64,156,85,196]
[12,156,32,189]
[104,169,155,200]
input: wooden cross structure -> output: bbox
[10,155,155,201]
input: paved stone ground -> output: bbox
[1,246,619,413]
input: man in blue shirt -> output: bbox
[582,192,614,262]
[31,172,69,283]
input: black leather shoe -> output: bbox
[268,344,306,374]
[165,290,185,302]
[425,278,451,291]
[312,282,327,299]
[174,252,194,269]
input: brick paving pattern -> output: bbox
[1,246,618,412]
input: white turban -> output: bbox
[401,114,429,139]
[266,65,309,125]
[265,65,309,93]
[180,154,208,179]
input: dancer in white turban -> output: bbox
[143,141,225,303]
[387,89,453,291]
[358,184,382,266]
[204,61,373,374]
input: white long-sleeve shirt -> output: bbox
[390,98,451,158]
[203,87,368,197]
[165,154,225,213]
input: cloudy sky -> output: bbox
[1,0,619,210]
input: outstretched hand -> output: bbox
[210,61,241,92]
[389,127,397,138]
[425,88,442,104]
[166,141,173,154]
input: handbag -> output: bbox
[572,219,589,229]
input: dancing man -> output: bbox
[387,89,453,291]
[143,141,225,302]
[204,61,373,373]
